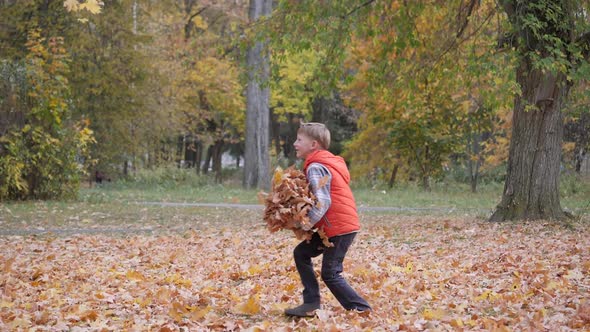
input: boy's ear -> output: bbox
[311,140,320,149]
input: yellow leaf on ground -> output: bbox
[0,300,14,308]
[423,308,445,320]
[234,296,261,315]
[164,273,192,287]
[126,270,146,282]
[475,290,499,301]
[449,318,464,327]
[190,306,211,320]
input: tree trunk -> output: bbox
[421,146,431,191]
[212,140,224,183]
[195,140,202,175]
[388,164,399,189]
[270,107,282,156]
[468,132,481,193]
[490,62,571,221]
[202,144,212,174]
[243,0,272,190]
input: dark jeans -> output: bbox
[293,231,371,311]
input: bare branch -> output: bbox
[340,0,376,20]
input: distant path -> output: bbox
[138,201,488,213]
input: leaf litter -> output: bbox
[0,212,589,331]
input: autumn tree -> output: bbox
[145,0,247,182]
[0,1,97,200]
[489,0,590,221]
[269,1,510,190]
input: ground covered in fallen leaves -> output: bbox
[1,208,589,331]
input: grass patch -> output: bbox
[2,169,589,226]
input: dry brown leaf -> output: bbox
[1,214,589,330]
[262,167,317,240]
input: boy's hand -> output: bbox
[301,222,313,231]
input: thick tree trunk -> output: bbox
[490,62,572,221]
[243,0,272,190]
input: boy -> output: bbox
[285,122,371,317]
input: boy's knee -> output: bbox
[321,270,339,283]
[293,246,307,260]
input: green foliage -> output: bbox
[502,0,589,77]
[0,29,94,201]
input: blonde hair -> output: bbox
[298,122,331,149]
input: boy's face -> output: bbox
[294,132,318,159]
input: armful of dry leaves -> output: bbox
[259,166,333,247]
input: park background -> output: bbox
[1,0,590,330]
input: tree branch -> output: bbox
[189,6,209,23]
[340,0,376,19]
[456,0,478,38]
[185,6,209,39]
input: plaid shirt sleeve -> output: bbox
[306,163,332,225]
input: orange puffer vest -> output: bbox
[304,150,360,238]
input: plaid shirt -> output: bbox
[306,162,332,225]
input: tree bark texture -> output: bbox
[490,61,570,221]
[468,132,482,193]
[243,0,272,190]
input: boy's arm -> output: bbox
[306,163,332,229]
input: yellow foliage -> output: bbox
[80,0,103,14]
[271,49,319,120]
[63,0,103,14]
